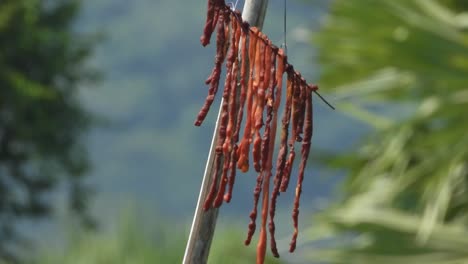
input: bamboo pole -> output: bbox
[183,1,269,263]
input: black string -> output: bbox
[313,90,335,110]
[283,0,288,55]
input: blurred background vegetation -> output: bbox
[0,0,97,261]
[0,0,466,263]
[303,0,468,263]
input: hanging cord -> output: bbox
[228,1,334,110]
[228,0,239,10]
[282,0,334,110]
[282,0,288,55]
[313,91,335,109]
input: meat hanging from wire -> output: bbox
[195,1,320,263]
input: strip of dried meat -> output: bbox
[214,13,241,208]
[268,49,285,258]
[289,86,313,252]
[256,44,280,261]
[195,10,228,126]
[224,15,243,203]
[201,0,216,46]
[277,70,295,193]
[237,27,259,173]
[202,10,230,210]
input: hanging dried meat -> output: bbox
[195,1,322,263]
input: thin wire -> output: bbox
[281,0,334,110]
[313,90,335,110]
[227,0,239,10]
[283,0,288,55]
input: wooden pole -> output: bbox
[183,1,269,263]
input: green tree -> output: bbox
[303,0,468,263]
[0,0,97,261]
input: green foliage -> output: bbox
[0,0,97,261]
[30,213,283,264]
[303,0,468,263]
[209,228,283,264]
[303,187,468,264]
[33,216,184,264]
